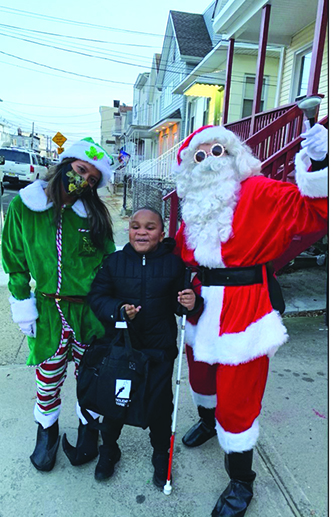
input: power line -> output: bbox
[0,5,164,37]
[0,30,155,66]
[0,46,278,91]
[0,51,135,84]
[0,22,158,48]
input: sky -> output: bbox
[0,0,211,149]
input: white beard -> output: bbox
[176,156,241,268]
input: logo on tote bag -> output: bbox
[115,379,131,407]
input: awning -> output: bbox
[149,109,182,133]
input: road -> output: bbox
[1,183,20,214]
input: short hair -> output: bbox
[132,206,164,231]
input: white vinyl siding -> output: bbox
[227,54,279,123]
[279,23,328,118]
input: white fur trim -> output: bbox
[216,418,259,453]
[76,401,100,424]
[20,180,53,212]
[194,241,225,268]
[71,199,88,218]
[60,139,112,188]
[9,293,39,323]
[19,179,88,217]
[34,403,60,429]
[189,126,235,150]
[295,149,328,198]
[190,388,217,409]
[186,286,288,365]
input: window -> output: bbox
[203,98,211,126]
[186,102,195,134]
[241,75,266,118]
[297,51,312,98]
[171,40,177,62]
[164,83,174,108]
[291,46,312,102]
[0,149,30,163]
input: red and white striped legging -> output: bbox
[34,327,86,428]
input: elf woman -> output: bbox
[2,138,115,472]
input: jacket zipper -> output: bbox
[141,254,146,329]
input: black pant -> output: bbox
[102,356,175,453]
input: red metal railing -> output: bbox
[224,102,297,140]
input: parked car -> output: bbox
[0,147,48,186]
[0,154,4,195]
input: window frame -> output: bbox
[241,74,267,119]
[290,44,313,102]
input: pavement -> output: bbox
[0,187,328,517]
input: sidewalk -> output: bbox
[0,187,328,516]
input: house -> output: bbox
[124,62,160,172]
[152,9,214,152]
[212,0,328,131]
[100,101,132,158]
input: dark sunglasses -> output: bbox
[194,144,226,163]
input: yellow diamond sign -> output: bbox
[52,132,67,147]
[57,147,64,154]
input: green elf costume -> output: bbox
[2,137,115,472]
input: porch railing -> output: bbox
[131,139,185,180]
[245,104,304,168]
[225,102,297,141]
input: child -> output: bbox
[88,207,202,487]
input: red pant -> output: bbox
[186,345,269,434]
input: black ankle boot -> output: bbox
[182,406,216,447]
[211,480,254,517]
[62,421,99,466]
[212,450,256,517]
[30,420,60,472]
[152,450,169,489]
[94,444,121,481]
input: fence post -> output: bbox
[122,174,128,212]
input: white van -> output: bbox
[0,147,48,186]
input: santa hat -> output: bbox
[176,124,262,179]
[60,137,114,188]
[177,125,213,164]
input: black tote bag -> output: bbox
[77,315,152,429]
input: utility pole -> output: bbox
[31,122,34,149]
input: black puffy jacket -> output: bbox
[88,239,201,359]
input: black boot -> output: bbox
[212,450,256,517]
[94,444,121,481]
[30,420,60,472]
[182,406,216,447]
[62,421,99,466]
[152,450,169,489]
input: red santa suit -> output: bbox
[174,125,327,454]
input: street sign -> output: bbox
[52,132,67,147]
[57,147,64,154]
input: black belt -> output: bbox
[200,265,263,286]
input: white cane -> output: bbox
[164,267,192,495]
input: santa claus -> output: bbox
[173,123,328,516]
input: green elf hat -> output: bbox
[59,137,114,188]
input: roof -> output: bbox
[170,11,212,58]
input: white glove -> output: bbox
[300,121,328,161]
[9,293,38,338]
[19,321,37,337]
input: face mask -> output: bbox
[61,162,90,196]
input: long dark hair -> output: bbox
[45,158,114,248]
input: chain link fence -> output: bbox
[121,174,179,236]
